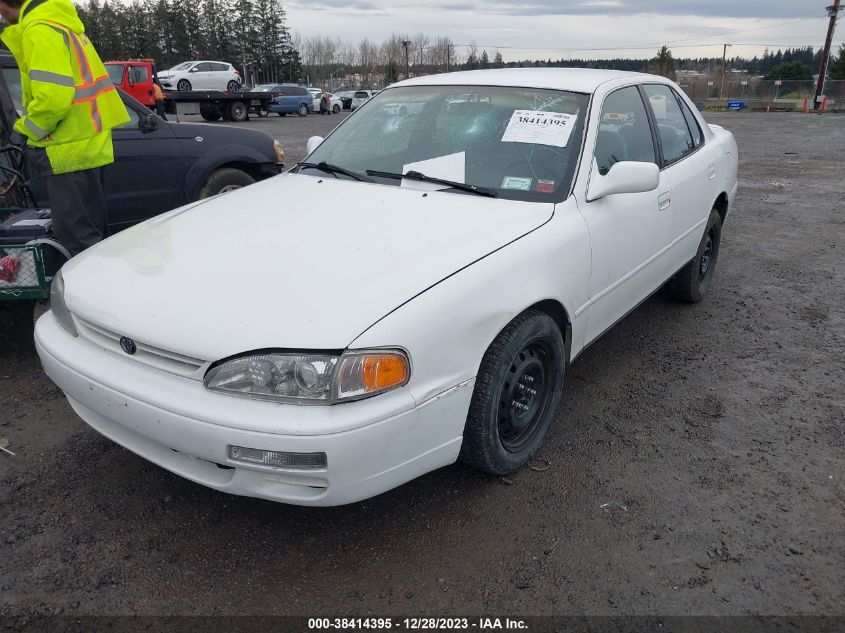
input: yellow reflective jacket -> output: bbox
[1,0,129,174]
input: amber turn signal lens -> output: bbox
[362,354,409,391]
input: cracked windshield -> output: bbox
[303,85,589,201]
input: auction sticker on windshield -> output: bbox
[501,110,577,148]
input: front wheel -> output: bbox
[665,207,723,303]
[198,167,255,198]
[460,310,565,475]
[298,104,308,117]
[177,79,191,92]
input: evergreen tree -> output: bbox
[829,44,845,80]
[649,45,676,81]
[765,61,813,80]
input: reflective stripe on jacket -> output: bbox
[1,0,130,174]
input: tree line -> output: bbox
[18,1,845,90]
[75,0,302,85]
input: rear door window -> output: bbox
[674,89,703,148]
[643,84,696,165]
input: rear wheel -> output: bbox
[227,100,248,122]
[666,207,723,303]
[177,79,191,92]
[298,103,309,117]
[227,80,241,92]
[256,107,269,118]
[332,104,341,114]
[460,310,565,475]
[198,167,255,198]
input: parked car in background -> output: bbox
[308,88,342,113]
[252,84,284,94]
[268,84,313,116]
[157,61,241,92]
[335,91,354,109]
[34,68,737,507]
[351,90,377,109]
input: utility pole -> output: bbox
[814,0,841,110]
[718,43,732,100]
[402,40,412,79]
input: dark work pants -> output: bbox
[28,148,109,257]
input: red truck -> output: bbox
[105,59,157,107]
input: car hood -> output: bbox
[62,174,552,362]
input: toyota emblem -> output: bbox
[119,336,137,355]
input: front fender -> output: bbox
[183,143,275,200]
[349,199,592,405]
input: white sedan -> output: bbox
[36,69,738,506]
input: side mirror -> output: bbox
[306,135,324,155]
[189,67,198,73]
[586,160,660,202]
[141,113,158,132]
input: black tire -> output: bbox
[177,79,191,92]
[198,168,255,198]
[460,310,565,475]
[332,104,341,114]
[227,80,241,92]
[298,103,309,117]
[227,100,248,122]
[256,107,269,118]
[200,110,221,122]
[278,112,286,117]
[666,207,723,303]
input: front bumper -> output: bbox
[35,314,472,506]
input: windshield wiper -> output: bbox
[365,169,497,198]
[297,161,375,183]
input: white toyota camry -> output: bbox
[36,69,738,506]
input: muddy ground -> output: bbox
[0,113,842,620]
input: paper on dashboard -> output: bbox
[401,152,466,191]
[501,110,577,148]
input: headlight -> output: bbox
[49,270,77,337]
[204,349,410,404]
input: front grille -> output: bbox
[76,318,207,379]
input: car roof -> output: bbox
[394,68,658,94]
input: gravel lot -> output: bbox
[0,112,842,620]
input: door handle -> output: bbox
[658,192,671,211]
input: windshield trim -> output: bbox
[306,83,591,205]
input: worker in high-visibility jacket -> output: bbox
[0,0,129,256]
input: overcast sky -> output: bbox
[284,0,842,61]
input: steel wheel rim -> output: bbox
[699,231,714,284]
[497,341,554,453]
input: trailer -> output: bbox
[164,89,277,122]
